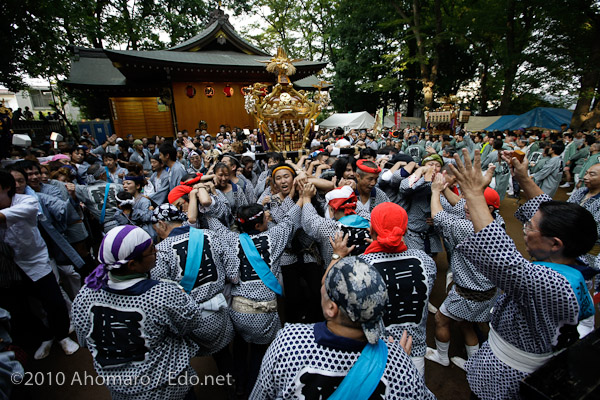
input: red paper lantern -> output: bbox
[185,85,196,98]
[204,86,214,97]
[223,85,234,97]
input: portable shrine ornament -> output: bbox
[204,86,214,98]
[223,85,234,97]
[244,47,329,152]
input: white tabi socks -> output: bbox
[425,339,450,366]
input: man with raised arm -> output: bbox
[450,149,596,400]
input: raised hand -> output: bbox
[303,182,317,199]
[431,172,447,193]
[450,149,493,196]
[183,138,196,150]
[500,150,528,182]
[329,231,355,259]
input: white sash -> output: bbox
[488,326,557,374]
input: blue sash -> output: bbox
[181,228,204,293]
[339,214,370,229]
[99,170,111,225]
[239,233,283,296]
[329,339,388,400]
[534,262,595,320]
[105,166,113,183]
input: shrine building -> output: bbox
[64,8,326,138]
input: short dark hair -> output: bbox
[87,163,104,178]
[6,165,27,184]
[359,148,376,159]
[240,156,254,166]
[538,201,597,258]
[443,146,457,156]
[221,153,241,169]
[333,156,356,181]
[0,170,17,198]
[159,144,177,161]
[213,162,230,174]
[102,152,117,161]
[551,141,565,156]
[14,159,41,173]
[585,135,596,146]
[266,152,284,164]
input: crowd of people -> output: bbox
[1,121,600,400]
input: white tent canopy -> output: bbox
[464,116,501,132]
[383,115,396,128]
[320,111,376,130]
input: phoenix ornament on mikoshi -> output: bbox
[246,47,328,151]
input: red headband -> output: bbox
[168,185,193,204]
[328,193,358,215]
[356,159,381,174]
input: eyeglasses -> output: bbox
[523,220,540,234]
[143,246,159,257]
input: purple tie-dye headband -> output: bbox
[85,225,152,290]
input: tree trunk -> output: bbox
[498,0,516,114]
[391,0,440,110]
[571,22,600,130]
[479,54,489,115]
[498,63,518,114]
[406,38,417,117]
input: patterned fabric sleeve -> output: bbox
[254,170,269,200]
[433,210,471,247]
[373,188,390,207]
[267,204,301,262]
[152,242,175,281]
[269,197,295,224]
[567,187,586,204]
[301,202,337,242]
[513,193,552,223]
[256,186,272,206]
[243,179,257,204]
[301,202,339,262]
[441,196,466,217]
[390,169,407,188]
[232,187,249,215]
[399,176,431,196]
[456,222,578,324]
[199,192,231,220]
[156,283,207,337]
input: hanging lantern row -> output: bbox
[185,85,196,98]
[186,85,255,98]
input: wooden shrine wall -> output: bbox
[110,97,174,139]
[172,82,257,135]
